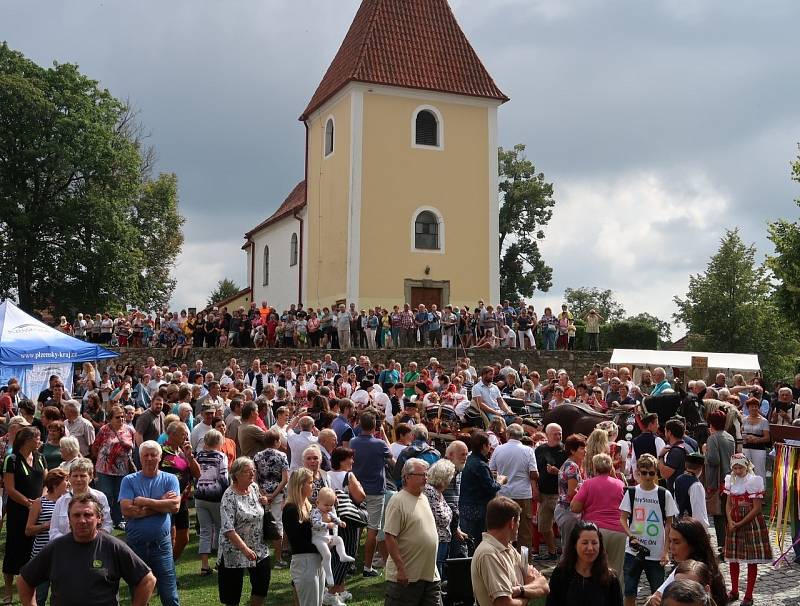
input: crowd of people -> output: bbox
[1,353,799,606]
[53,300,606,352]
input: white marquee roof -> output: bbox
[610,348,761,371]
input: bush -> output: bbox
[600,320,658,350]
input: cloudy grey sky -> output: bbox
[3,0,799,336]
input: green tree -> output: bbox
[600,320,659,350]
[564,287,627,322]
[673,229,799,381]
[766,147,800,330]
[0,43,184,315]
[207,279,241,307]
[498,144,555,301]
[627,312,672,347]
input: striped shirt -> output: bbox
[31,495,56,557]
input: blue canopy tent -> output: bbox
[0,300,117,397]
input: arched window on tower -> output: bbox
[324,118,334,156]
[414,211,440,250]
[290,233,298,266]
[415,110,439,147]
[263,246,270,285]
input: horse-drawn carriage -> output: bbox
[417,388,740,453]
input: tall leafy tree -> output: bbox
[766,147,800,330]
[673,229,799,381]
[498,144,555,301]
[207,279,241,308]
[627,312,672,347]
[563,287,627,321]
[0,43,183,315]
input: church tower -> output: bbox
[301,0,508,311]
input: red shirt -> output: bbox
[0,394,14,417]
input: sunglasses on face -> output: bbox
[638,470,657,476]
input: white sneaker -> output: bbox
[339,591,353,602]
[322,592,345,606]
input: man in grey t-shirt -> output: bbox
[19,493,155,605]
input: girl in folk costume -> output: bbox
[723,452,772,606]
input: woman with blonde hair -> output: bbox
[283,468,325,606]
[584,427,610,478]
[300,444,330,507]
[596,420,628,481]
[80,362,96,392]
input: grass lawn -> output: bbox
[115,527,389,605]
[2,511,547,605]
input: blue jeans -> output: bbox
[95,472,124,526]
[544,327,557,350]
[436,541,450,578]
[623,552,665,597]
[487,411,518,425]
[128,534,179,606]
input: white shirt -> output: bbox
[146,379,165,398]
[390,441,408,460]
[472,381,503,412]
[50,488,112,540]
[65,416,95,457]
[686,477,710,527]
[489,439,538,499]
[287,430,318,471]
[619,485,679,560]
[190,421,213,451]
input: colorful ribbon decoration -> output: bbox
[770,443,799,565]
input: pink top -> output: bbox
[573,473,626,532]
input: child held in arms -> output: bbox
[310,487,355,586]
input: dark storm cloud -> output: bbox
[2,0,799,324]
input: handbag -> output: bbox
[263,509,281,541]
[335,473,368,528]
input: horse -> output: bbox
[542,403,640,440]
[641,392,684,428]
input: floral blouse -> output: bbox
[253,448,288,495]
[93,424,135,476]
[219,483,269,568]
[424,484,453,542]
[557,458,583,509]
[310,474,327,507]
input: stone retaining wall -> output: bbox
[110,347,611,377]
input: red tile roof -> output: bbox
[301,0,509,120]
[244,180,306,239]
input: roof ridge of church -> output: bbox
[244,180,306,239]
[300,0,508,120]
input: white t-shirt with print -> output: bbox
[619,485,678,560]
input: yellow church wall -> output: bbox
[358,91,493,309]
[305,92,352,309]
